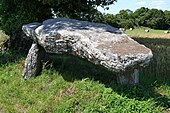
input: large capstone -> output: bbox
[22,18,153,84]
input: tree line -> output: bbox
[102,7,170,30]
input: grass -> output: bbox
[126,28,170,39]
[0,41,170,112]
[0,30,170,112]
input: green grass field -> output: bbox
[126,28,166,34]
[126,28,170,39]
[0,31,170,112]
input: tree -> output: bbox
[115,10,134,28]
[146,9,165,29]
[103,14,118,27]
[0,0,117,34]
[38,0,116,21]
[133,7,150,27]
[0,0,52,51]
[0,0,116,51]
[103,7,170,30]
[0,0,52,35]
[164,10,170,29]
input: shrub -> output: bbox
[0,0,52,52]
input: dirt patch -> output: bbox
[59,85,75,97]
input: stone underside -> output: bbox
[22,18,153,84]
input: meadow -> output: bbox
[126,28,170,39]
[0,30,170,112]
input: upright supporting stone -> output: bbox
[22,43,43,79]
[117,69,139,85]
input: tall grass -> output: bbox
[134,38,170,81]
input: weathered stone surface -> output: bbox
[22,43,42,79]
[22,22,41,42]
[22,18,153,84]
[117,69,139,85]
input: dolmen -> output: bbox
[22,18,153,85]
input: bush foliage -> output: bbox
[0,0,52,35]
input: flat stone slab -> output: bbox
[23,18,152,72]
[22,18,153,84]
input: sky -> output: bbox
[97,0,170,14]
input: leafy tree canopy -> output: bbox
[0,0,116,51]
[0,0,116,35]
[105,7,170,30]
[37,0,117,21]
